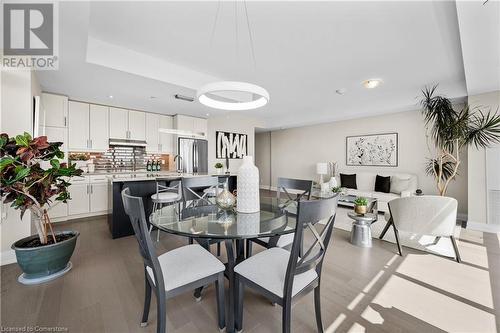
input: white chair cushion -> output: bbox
[147,244,225,291]
[390,176,411,195]
[151,192,181,203]
[258,227,294,248]
[234,247,318,298]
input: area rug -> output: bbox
[332,207,461,259]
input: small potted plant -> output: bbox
[353,197,369,215]
[214,162,224,175]
[1,132,83,284]
[331,186,342,193]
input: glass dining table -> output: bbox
[149,196,298,333]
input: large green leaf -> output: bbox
[50,159,60,169]
[6,166,31,185]
[15,134,30,147]
[0,156,14,171]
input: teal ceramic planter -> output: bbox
[12,231,79,283]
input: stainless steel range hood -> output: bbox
[108,138,147,147]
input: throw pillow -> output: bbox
[340,173,357,189]
[391,176,410,194]
[374,175,391,193]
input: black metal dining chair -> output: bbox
[247,177,313,257]
[182,176,224,256]
[121,188,225,333]
[234,194,338,333]
[181,176,219,208]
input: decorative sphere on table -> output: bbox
[236,156,260,213]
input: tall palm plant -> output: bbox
[421,85,500,195]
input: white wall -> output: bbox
[467,91,500,231]
[256,109,468,214]
[207,113,263,174]
[1,70,39,265]
[255,131,271,188]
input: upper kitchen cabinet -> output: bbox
[159,115,174,153]
[109,107,128,139]
[68,102,109,151]
[89,104,109,150]
[146,113,160,153]
[68,101,90,150]
[41,93,68,128]
[128,110,146,141]
[174,115,207,138]
[109,108,146,141]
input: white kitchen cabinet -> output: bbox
[68,101,90,150]
[128,110,146,140]
[90,181,108,213]
[174,114,207,138]
[146,113,160,153]
[68,182,90,216]
[109,107,129,139]
[47,198,68,219]
[159,115,174,153]
[41,93,68,128]
[193,117,208,137]
[89,104,109,150]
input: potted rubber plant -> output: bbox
[353,197,368,215]
[0,132,83,284]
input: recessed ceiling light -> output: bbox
[108,95,114,99]
[206,113,210,116]
[150,96,157,99]
[336,88,347,95]
[362,79,383,89]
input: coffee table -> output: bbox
[347,211,378,247]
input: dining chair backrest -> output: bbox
[389,195,458,236]
[276,177,313,204]
[283,194,339,299]
[182,176,219,206]
[121,187,166,292]
[155,179,182,199]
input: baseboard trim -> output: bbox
[1,249,17,266]
[466,221,500,233]
[51,210,109,223]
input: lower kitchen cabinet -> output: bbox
[64,176,110,219]
[90,182,108,212]
[68,183,90,216]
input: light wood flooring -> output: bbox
[1,209,499,332]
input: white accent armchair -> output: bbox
[379,196,461,262]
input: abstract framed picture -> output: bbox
[216,131,248,159]
[346,133,398,167]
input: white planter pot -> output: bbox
[236,156,260,213]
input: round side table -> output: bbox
[347,212,377,248]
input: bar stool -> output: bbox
[149,180,182,241]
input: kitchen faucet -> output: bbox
[173,154,183,173]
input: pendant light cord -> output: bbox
[244,0,257,69]
[209,0,221,47]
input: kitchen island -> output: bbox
[108,173,237,238]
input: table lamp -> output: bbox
[316,162,328,185]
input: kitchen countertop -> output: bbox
[108,172,237,183]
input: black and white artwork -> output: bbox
[346,133,398,166]
[216,131,248,159]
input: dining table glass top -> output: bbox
[149,196,298,239]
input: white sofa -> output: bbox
[337,171,418,212]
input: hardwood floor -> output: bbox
[1,213,499,332]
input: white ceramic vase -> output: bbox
[328,176,338,188]
[237,156,260,213]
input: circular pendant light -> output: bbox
[197,81,269,111]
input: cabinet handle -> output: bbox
[86,184,89,194]
[90,184,93,194]
[64,117,67,127]
[90,139,92,148]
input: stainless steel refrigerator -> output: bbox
[178,137,208,174]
